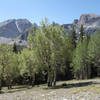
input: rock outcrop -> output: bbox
[63,14,100,35]
[0,19,32,38]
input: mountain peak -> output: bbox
[78,14,100,25]
[63,13,100,35]
[80,13,100,18]
[0,19,32,38]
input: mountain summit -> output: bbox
[0,19,32,38]
[64,13,100,35]
[0,14,100,45]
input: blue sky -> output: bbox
[0,0,100,25]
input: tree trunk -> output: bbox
[0,79,2,93]
[53,67,56,87]
[47,65,52,87]
[31,74,35,87]
[97,67,100,77]
[47,74,52,87]
[7,78,12,90]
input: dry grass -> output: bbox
[0,78,100,100]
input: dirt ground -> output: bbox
[0,78,100,100]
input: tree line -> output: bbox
[0,19,100,92]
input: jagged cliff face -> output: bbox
[0,14,100,39]
[0,14,100,45]
[64,14,100,35]
[0,19,32,38]
[0,19,32,46]
[78,14,100,26]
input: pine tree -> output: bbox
[13,43,18,53]
[70,26,76,48]
[79,25,84,42]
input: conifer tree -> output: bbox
[70,26,76,48]
[79,25,84,42]
[13,43,18,53]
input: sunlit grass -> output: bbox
[0,78,100,100]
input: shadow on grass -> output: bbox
[1,80,100,94]
[44,81,100,90]
[1,85,32,94]
[11,85,31,90]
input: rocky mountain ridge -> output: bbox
[0,19,32,38]
[64,14,100,35]
[0,19,32,46]
[0,14,100,45]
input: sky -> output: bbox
[0,0,100,25]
